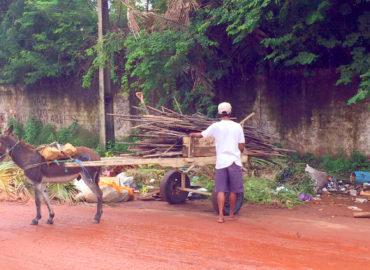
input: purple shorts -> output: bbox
[215,162,244,193]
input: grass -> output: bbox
[243,176,313,208]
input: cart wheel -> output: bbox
[211,188,244,216]
[160,170,190,204]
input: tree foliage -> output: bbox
[205,0,370,104]
[0,0,97,84]
[0,0,368,105]
[108,0,369,106]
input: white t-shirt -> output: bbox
[201,120,245,169]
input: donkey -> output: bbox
[0,125,103,225]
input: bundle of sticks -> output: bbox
[110,104,293,159]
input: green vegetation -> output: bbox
[0,0,97,84]
[7,116,100,149]
[1,130,367,206]
[123,152,367,207]
[241,157,316,207]
[204,0,370,104]
[0,0,369,204]
[5,116,136,157]
[0,0,367,116]
[104,0,368,106]
[290,151,369,178]
[103,139,131,157]
[243,177,313,208]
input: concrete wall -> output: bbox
[1,69,369,156]
[227,69,370,156]
[0,81,131,138]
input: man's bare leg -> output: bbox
[217,192,225,223]
[229,192,236,220]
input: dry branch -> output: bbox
[108,104,292,159]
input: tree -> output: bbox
[90,0,369,107]
[0,0,97,84]
[205,0,370,104]
[1,0,367,106]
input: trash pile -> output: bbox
[321,171,370,198]
[74,172,136,203]
[304,166,370,207]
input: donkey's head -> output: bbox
[0,125,16,162]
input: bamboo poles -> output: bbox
[108,105,292,159]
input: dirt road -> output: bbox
[0,195,369,270]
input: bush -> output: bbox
[7,118,24,138]
[69,126,99,149]
[103,139,130,157]
[275,165,298,184]
[24,115,43,145]
[38,124,58,144]
[6,118,100,149]
[289,152,321,168]
[320,152,369,177]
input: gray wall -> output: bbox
[225,69,370,156]
[1,69,369,156]
[0,81,130,138]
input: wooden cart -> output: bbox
[64,137,248,215]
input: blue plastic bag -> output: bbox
[352,171,370,184]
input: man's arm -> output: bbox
[189,132,203,138]
[237,125,245,153]
[238,143,245,153]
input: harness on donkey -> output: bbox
[0,125,103,225]
[34,142,94,181]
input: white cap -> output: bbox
[218,102,232,115]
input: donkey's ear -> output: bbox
[4,125,14,135]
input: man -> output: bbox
[189,102,245,223]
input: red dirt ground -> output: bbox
[0,194,369,270]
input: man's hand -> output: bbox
[238,143,245,153]
[189,132,203,138]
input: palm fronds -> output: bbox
[0,160,78,202]
[121,0,200,37]
[164,0,200,27]
[0,160,31,200]
[48,183,79,203]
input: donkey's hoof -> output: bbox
[47,218,54,225]
[30,219,39,225]
[93,218,100,224]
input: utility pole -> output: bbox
[98,0,115,149]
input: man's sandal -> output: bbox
[228,216,236,221]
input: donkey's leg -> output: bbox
[82,172,103,223]
[40,183,55,224]
[31,183,43,225]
